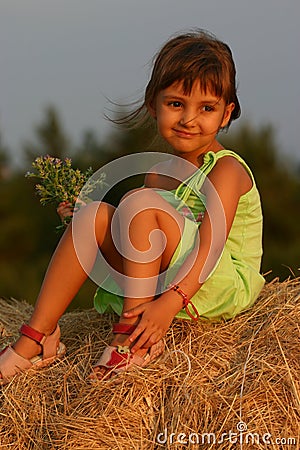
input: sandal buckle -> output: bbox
[116,345,130,355]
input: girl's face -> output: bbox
[149,80,234,163]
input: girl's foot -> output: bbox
[90,317,144,380]
[0,335,42,384]
[89,318,164,381]
[0,324,66,385]
[11,335,43,360]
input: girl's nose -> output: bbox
[179,111,198,126]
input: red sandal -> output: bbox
[0,324,66,385]
[90,323,164,380]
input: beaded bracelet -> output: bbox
[168,284,200,321]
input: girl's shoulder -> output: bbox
[206,151,253,197]
[204,150,253,175]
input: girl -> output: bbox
[0,29,264,384]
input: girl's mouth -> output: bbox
[173,129,199,138]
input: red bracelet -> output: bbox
[168,284,200,321]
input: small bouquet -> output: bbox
[26,155,106,230]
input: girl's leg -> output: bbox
[91,188,185,378]
[106,188,185,345]
[11,201,121,361]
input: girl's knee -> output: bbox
[120,187,153,203]
[75,201,116,246]
[94,201,115,227]
[73,201,114,231]
[119,188,160,212]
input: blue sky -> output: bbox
[1,0,299,166]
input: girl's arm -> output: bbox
[124,156,253,351]
[174,155,252,291]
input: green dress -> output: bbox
[94,150,265,321]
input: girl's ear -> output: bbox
[221,102,235,128]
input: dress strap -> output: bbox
[174,150,256,206]
[202,150,256,183]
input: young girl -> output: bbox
[0,29,265,384]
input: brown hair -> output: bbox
[112,29,241,129]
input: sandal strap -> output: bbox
[112,323,136,335]
[20,324,46,345]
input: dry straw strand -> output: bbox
[1,277,300,449]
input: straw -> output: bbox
[1,278,299,449]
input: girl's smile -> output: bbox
[173,129,200,138]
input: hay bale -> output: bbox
[0,278,300,449]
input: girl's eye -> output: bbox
[202,105,214,112]
[168,101,182,108]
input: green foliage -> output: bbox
[0,109,299,310]
[0,129,11,180]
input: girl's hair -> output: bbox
[113,29,241,129]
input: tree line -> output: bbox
[1,106,299,309]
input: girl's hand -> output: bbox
[123,298,176,353]
[57,201,74,220]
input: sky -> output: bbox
[1,0,299,168]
